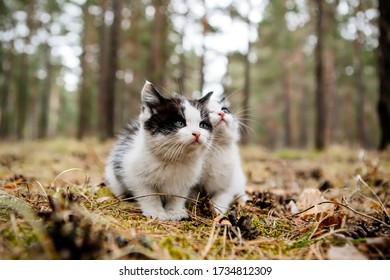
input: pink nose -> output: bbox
[192,131,200,140]
[218,111,225,118]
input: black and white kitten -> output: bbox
[196,94,247,214]
[105,81,213,220]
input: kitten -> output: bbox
[105,81,213,220]
[195,94,247,214]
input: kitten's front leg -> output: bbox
[164,195,188,220]
[136,193,169,220]
[211,191,235,215]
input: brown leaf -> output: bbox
[214,215,232,226]
[1,175,26,189]
[297,188,335,218]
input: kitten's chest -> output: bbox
[137,155,203,191]
[204,148,235,179]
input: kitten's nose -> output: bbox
[218,111,225,119]
[192,131,200,141]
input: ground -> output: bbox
[0,139,389,259]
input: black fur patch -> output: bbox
[189,99,213,133]
[144,97,187,135]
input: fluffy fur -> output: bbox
[195,94,248,214]
[105,81,213,220]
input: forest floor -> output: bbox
[0,139,389,260]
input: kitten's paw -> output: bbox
[143,211,169,220]
[166,209,188,221]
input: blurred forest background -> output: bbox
[0,0,389,150]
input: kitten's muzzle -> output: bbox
[192,131,201,143]
[217,112,228,125]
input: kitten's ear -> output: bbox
[141,81,165,108]
[197,91,213,105]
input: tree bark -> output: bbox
[77,1,92,139]
[124,2,141,124]
[15,53,29,139]
[315,0,328,150]
[104,0,122,139]
[354,27,367,148]
[15,2,34,139]
[324,48,337,143]
[98,0,108,140]
[298,52,308,148]
[0,48,13,139]
[283,67,292,147]
[38,43,52,139]
[378,0,390,150]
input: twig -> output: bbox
[291,201,390,229]
[32,180,48,199]
[50,168,89,190]
[308,211,324,240]
[201,222,219,259]
[356,175,390,221]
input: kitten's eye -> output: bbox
[174,120,185,128]
[221,107,230,114]
[199,121,210,130]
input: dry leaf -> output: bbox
[297,188,334,217]
[1,176,26,189]
[214,215,232,226]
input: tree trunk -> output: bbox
[98,0,108,140]
[354,28,367,148]
[324,48,337,143]
[0,48,12,139]
[104,0,122,139]
[378,0,390,150]
[314,0,328,150]
[15,2,34,139]
[38,44,52,139]
[15,53,29,139]
[125,2,141,124]
[298,52,308,148]
[283,67,292,147]
[77,1,93,139]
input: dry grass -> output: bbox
[0,139,389,259]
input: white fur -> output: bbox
[199,97,247,214]
[105,85,212,220]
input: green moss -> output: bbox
[180,221,197,232]
[160,236,192,260]
[252,215,293,239]
[94,187,114,198]
[286,227,316,250]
